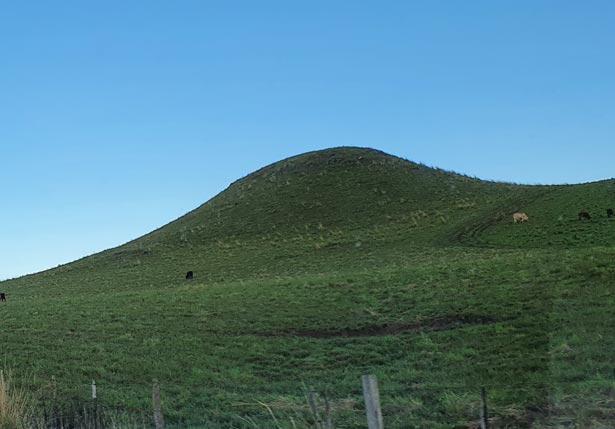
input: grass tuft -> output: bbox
[0,370,31,429]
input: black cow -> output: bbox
[578,211,591,221]
[608,208,614,218]
[185,271,194,280]
[0,293,6,302]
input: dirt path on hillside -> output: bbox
[256,314,496,339]
[448,187,561,245]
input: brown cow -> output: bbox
[578,211,591,221]
[513,212,529,223]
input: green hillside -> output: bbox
[2,147,615,428]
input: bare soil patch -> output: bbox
[273,315,495,339]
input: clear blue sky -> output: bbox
[1,1,614,280]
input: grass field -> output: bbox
[2,147,615,428]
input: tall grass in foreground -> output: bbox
[0,370,30,429]
[1,370,146,429]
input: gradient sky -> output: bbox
[1,1,615,280]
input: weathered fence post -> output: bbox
[324,393,334,429]
[92,380,98,429]
[308,390,323,429]
[153,381,165,429]
[362,375,383,429]
[480,386,489,429]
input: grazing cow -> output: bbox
[608,208,614,218]
[578,211,591,221]
[513,212,529,223]
[0,293,6,302]
[185,271,194,280]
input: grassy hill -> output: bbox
[2,147,615,428]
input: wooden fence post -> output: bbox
[480,386,489,429]
[362,375,383,429]
[153,381,165,429]
[308,391,323,429]
[92,380,98,429]
[324,393,334,429]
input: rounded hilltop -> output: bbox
[133,146,517,247]
[10,146,615,283]
[129,145,615,251]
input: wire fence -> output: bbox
[27,375,615,429]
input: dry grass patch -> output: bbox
[0,370,31,429]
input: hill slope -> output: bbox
[136,147,523,242]
[6,146,560,294]
[2,147,615,428]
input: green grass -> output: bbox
[2,147,615,427]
